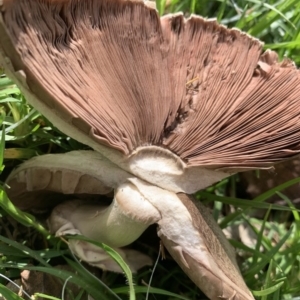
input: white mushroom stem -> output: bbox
[48,182,161,273]
[48,188,161,247]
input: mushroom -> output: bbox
[1,0,300,299]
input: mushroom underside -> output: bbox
[6,150,254,300]
[2,0,300,182]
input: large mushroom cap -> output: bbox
[1,0,300,193]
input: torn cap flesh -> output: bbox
[1,0,300,299]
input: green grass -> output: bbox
[1,0,300,299]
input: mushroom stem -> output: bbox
[48,188,161,248]
[47,182,162,273]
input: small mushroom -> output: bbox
[1,1,300,299]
